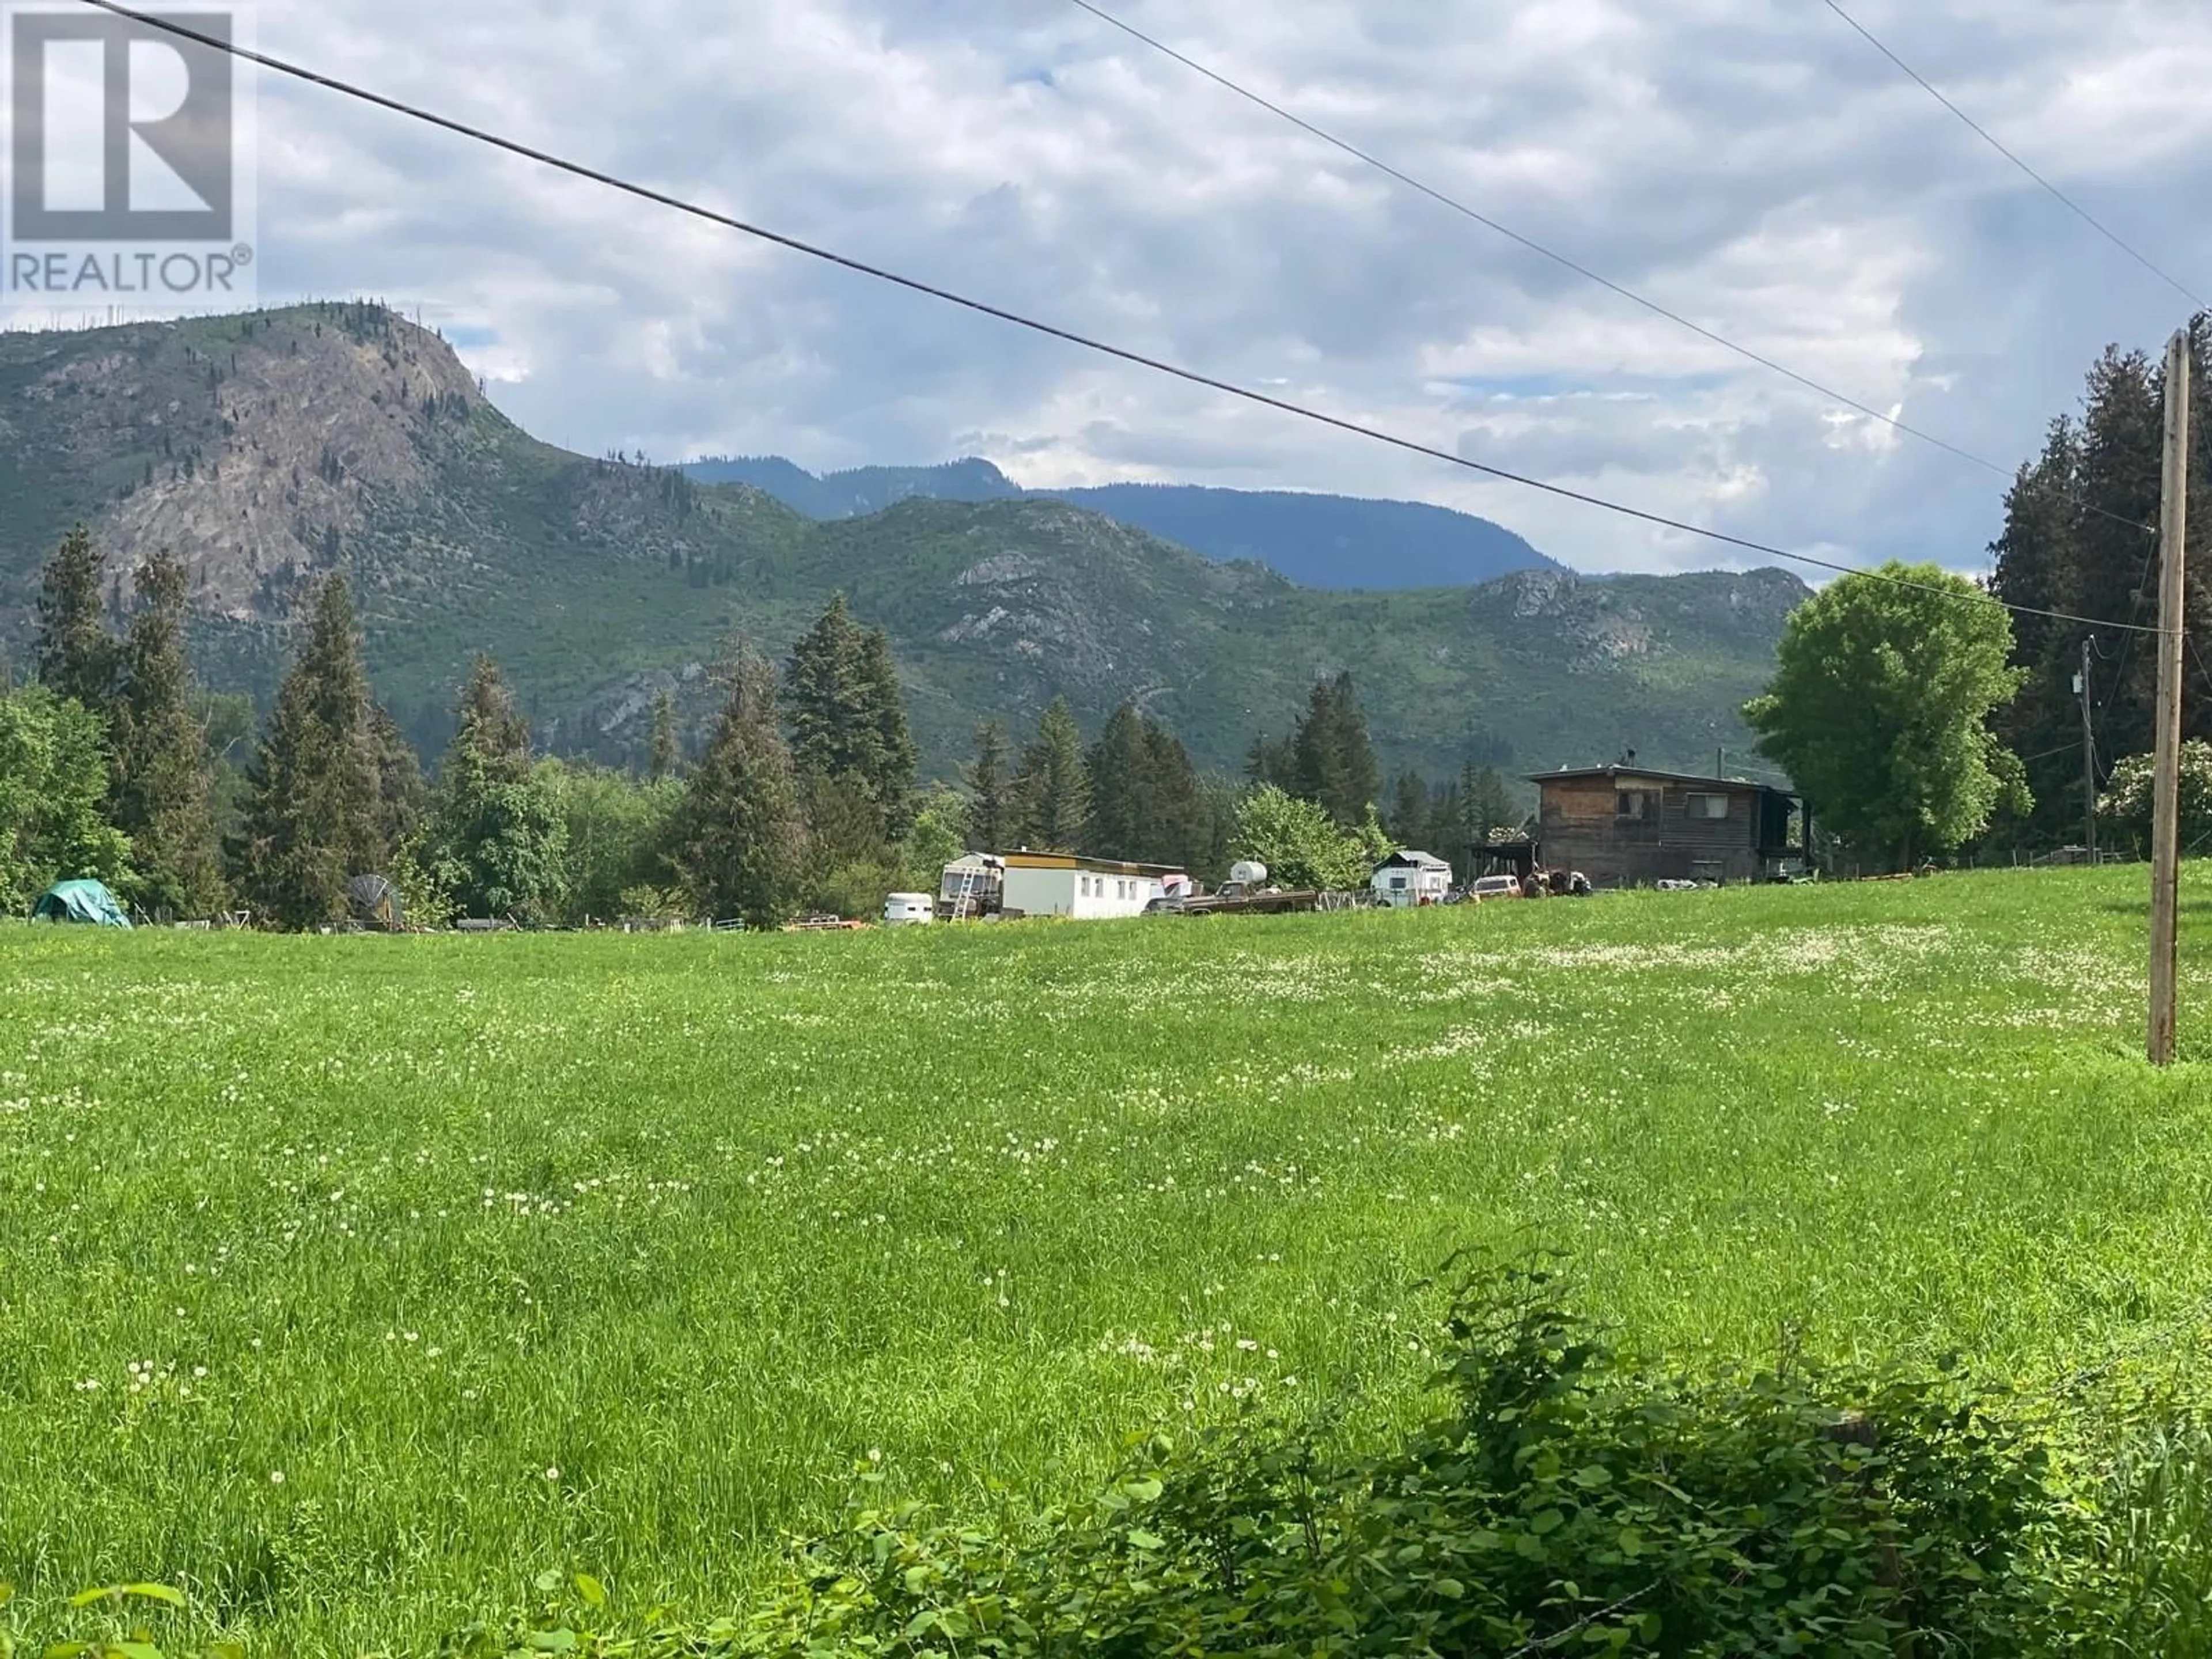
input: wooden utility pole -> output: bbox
[2150,328,2190,1066]
[2078,639,2098,862]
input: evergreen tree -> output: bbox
[370,704,429,858]
[1389,770,1429,846]
[800,770,891,872]
[966,721,1012,851]
[1984,325,2212,846]
[429,657,565,923]
[670,641,806,928]
[1142,721,1210,873]
[1085,701,1154,862]
[1244,732,1294,790]
[786,594,872,780]
[449,655,531,782]
[1014,696,1090,851]
[111,551,224,918]
[1466,763,1518,839]
[648,688,680,782]
[35,524,117,715]
[1424,781,1465,875]
[785,594,917,832]
[1290,672,1380,826]
[234,574,381,928]
[857,625,918,836]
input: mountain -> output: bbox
[684,455,1022,518]
[681,456,1563,590]
[0,305,1804,785]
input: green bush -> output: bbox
[448,1264,2134,1658]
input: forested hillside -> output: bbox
[0,304,1800,782]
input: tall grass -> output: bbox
[1,866,2207,1651]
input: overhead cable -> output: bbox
[1817,0,2208,312]
[77,0,2168,635]
[1063,0,2145,529]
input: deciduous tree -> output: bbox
[2099,739,2212,857]
[1745,564,2027,870]
[0,686,132,909]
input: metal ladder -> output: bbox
[948,866,981,921]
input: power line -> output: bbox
[81,0,2168,637]
[1817,0,2208,313]
[1063,0,2155,542]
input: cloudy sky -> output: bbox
[225,0,2212,574]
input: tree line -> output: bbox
[2,526,1530,928]
[1986,323,2212,846]
[1740,323,2212,872]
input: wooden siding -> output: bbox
[1536,777,1779,886]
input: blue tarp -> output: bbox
[32,879,132,927]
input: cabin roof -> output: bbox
[1529,764,1797,800]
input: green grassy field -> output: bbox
[3,869,2210,1652]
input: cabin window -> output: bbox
[1686,793,1730,820]
[1390,876,1407,890]
[1616,790,1653,819]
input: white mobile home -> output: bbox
[999,853,1188,920]
[1371,850,1452,907]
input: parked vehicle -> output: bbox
[882,892,935,926]
[1469,874,1522,902]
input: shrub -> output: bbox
[456,1263,2120,1657]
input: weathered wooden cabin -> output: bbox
[1529,764,1809,887]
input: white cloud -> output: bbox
[234,0,2212,574]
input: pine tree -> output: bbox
[111,551,224,918]
[1389,771,1428,846]
[370,704,428,858]
[1015,698,1091,851]
[1245,732,1294,790]
[36,524,117,715]
[449,656,531,783]
[234,574,381,928]
[786,594,917,831]
[1085,700,1154,862]
[1424,781,1467,876]
[648,688,680,782]
[671,641,806,927]
[966,721,1012,852]
[1290,672,1379,826]
[1141,719,1209,873]
[857,626,918,836]
[429,657,563,922]
[786,593,873,782]
[1466,764,1518,839]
